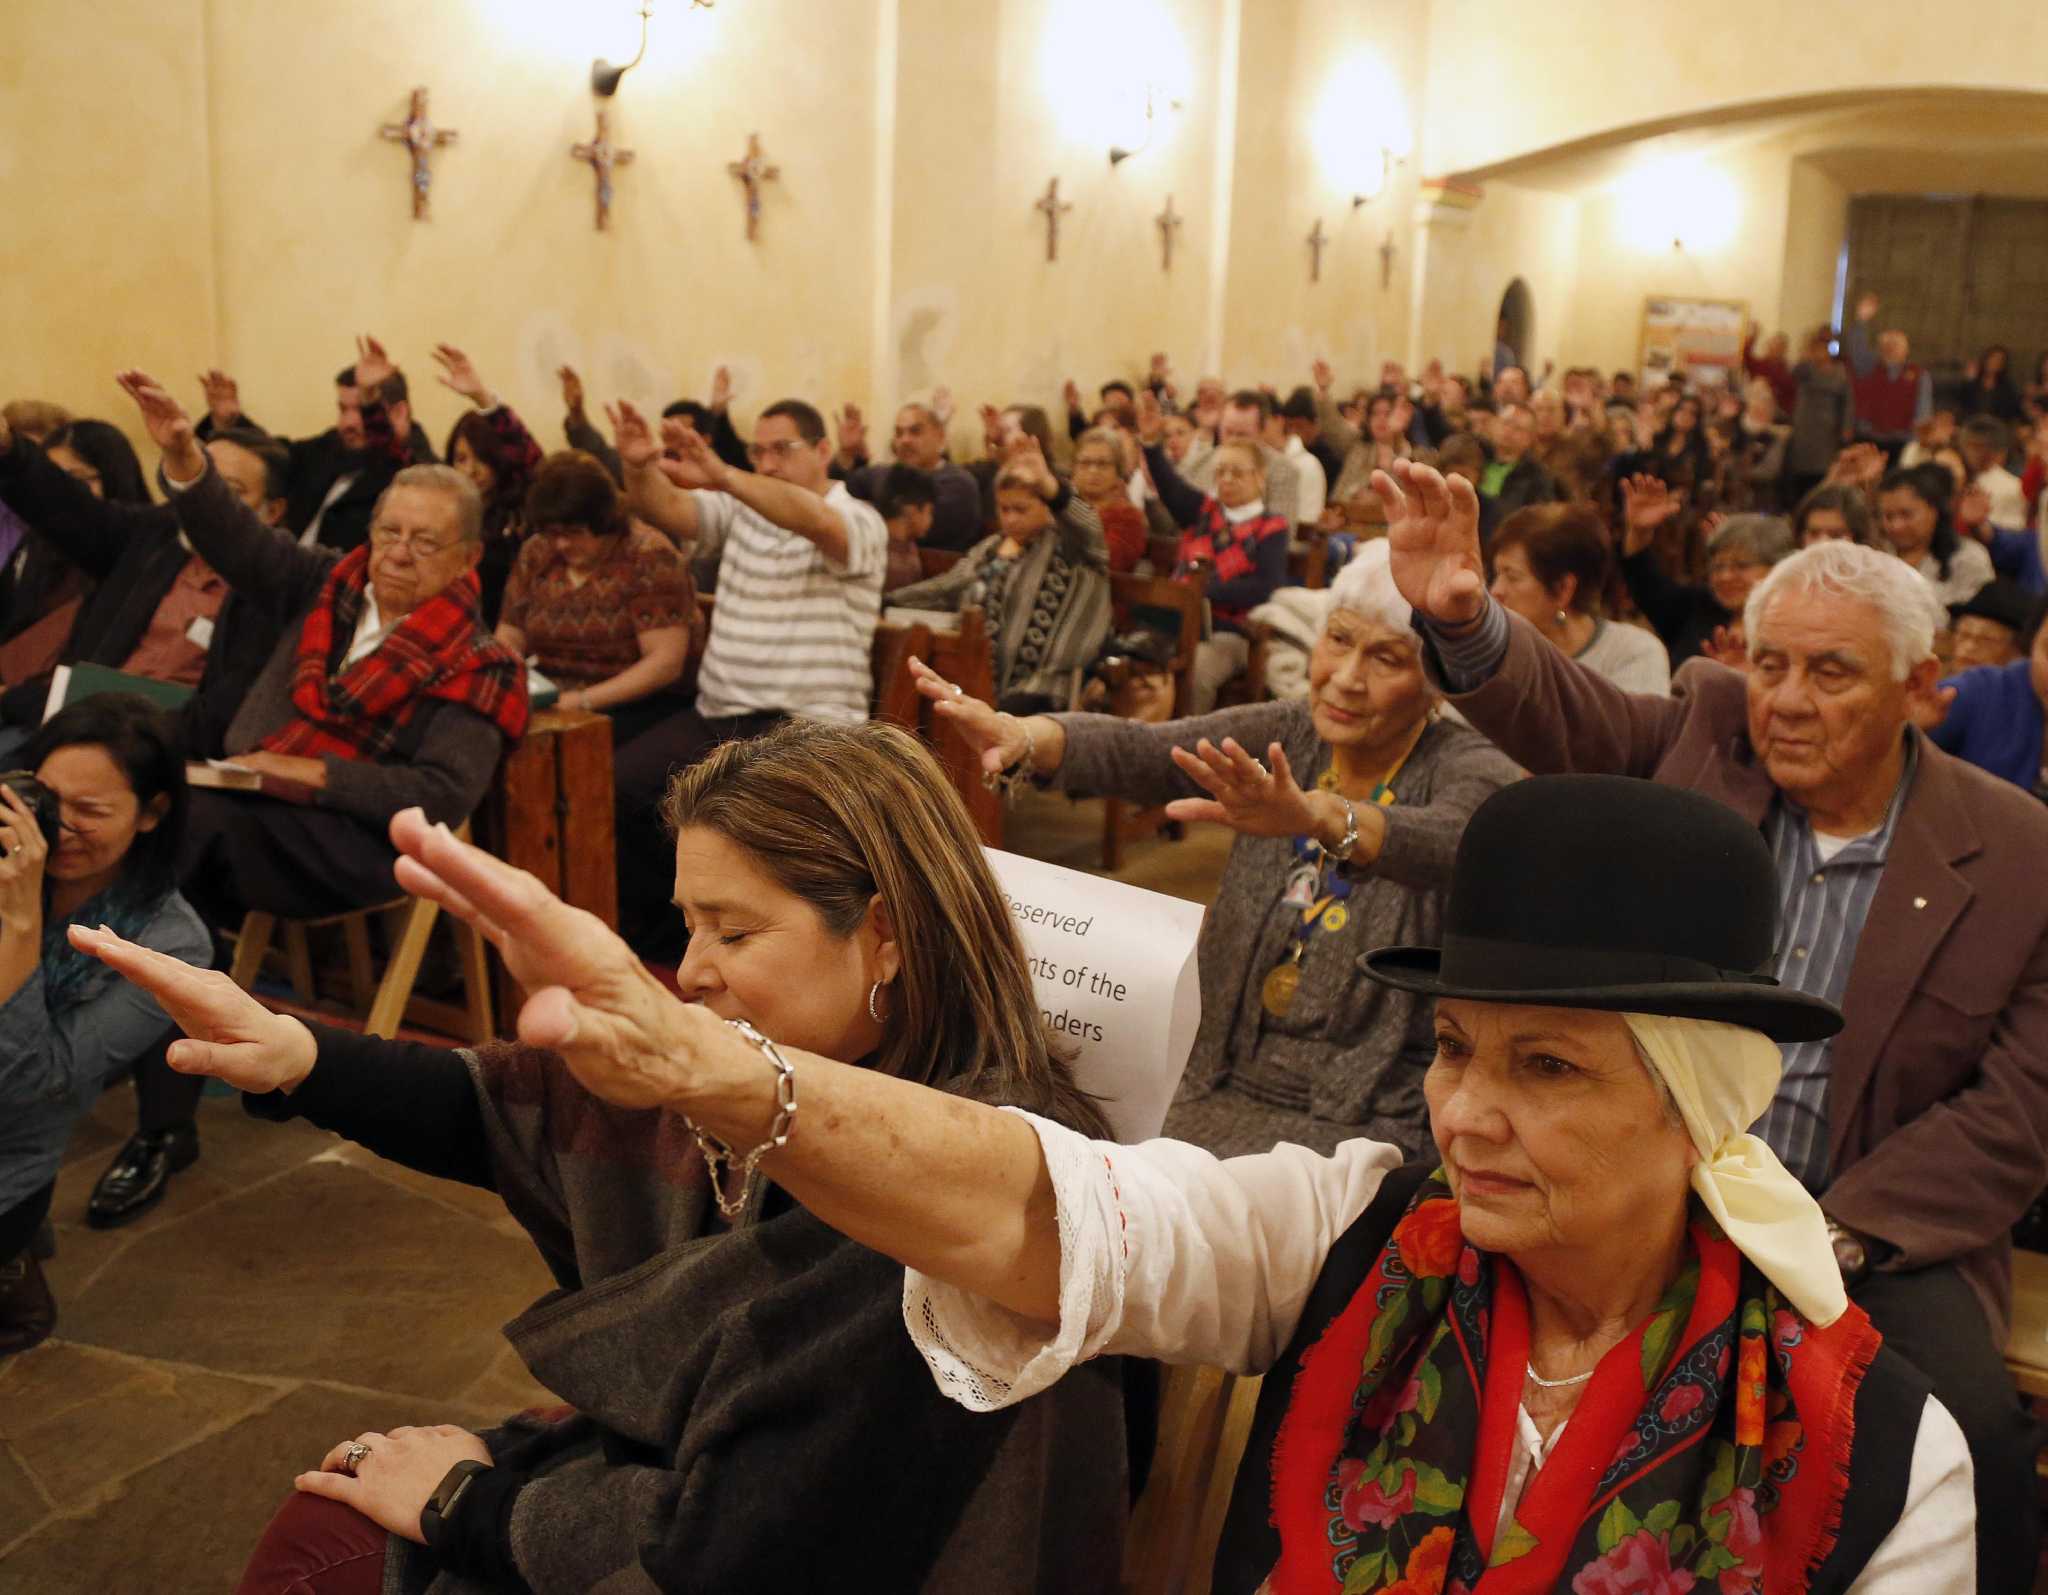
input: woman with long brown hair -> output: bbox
[89,720,1126,1595]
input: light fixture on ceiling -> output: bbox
[1351,149,1402,208]
[1109,84,1183,166]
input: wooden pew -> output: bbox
[871,618,930,731]
[476,708,617,1030]
[1100,570,1207,870]
[917,545,964,581]
[924,605,1003,846]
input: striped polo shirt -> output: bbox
[1753,736,1920,1192]
[690,481,886,723]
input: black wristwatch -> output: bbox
[419,1459,492,1555]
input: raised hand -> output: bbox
[431,343,492,408]
[115,369,206,479]
[709,364,733,412]
[1908,682,1958,734]
[1134,388,1165,446]
[1374,459,1486,625]
[385,808,744,1110]
[910,658,1031,774]
[930,385,955,426]
[836,402,867,463]
[1163,739,1322,840]
[354,334,396,396]
[558,364,587,416]
[606,398,659,471]
[1148,352,1170,381]
[1312,357,1335,393]
[978,402,1004,456]
[67,924,318,1093]
[658,421,730,491]
[198,368,241,428]
[1700,624,1751,674]
[1063,378,1082,412]
[1855,292,1879,323]
[1619,472,1680,556]
[1001,432,1056,496]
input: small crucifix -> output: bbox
[1035,176,1073,263]
[1306,217,1329,284]
[380,87,458,221]
[571,110,636,232]
[725,133,781,242]
[1154,194,1183,273]
[1379,232,1397,291]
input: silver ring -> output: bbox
[950,683,964,698]
[1252,759,1269,778]
[341,1442,370,1477]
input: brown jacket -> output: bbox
[1437,609,2048,1336]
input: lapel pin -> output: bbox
[1913,897,1928,910]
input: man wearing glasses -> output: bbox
[608,395,887,957]
[76,368,529,1227]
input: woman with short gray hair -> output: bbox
[911,540,1517,1158]
[1619,471,1795,665]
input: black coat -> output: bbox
[198,409,435,556]
[0,434,289,757]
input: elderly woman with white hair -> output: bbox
[910,541,1518,1157]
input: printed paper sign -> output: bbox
[985,848,1205,1143]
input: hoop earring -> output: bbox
[868,981,887,1024]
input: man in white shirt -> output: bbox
[611,396,887,955]
[1959,416,2027,528]
[1184,391,1301,529]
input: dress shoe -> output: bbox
[86,1125,200,1230]
[0,1252,55,1358]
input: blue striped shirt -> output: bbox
[1754,737,1919,1192]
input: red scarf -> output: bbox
[1268,1171,1876,1595]
[261,546,529,761]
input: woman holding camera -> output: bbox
[0,695,208,1356]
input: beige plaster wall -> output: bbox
[1420,0,2048,177]
[1410,183,1582,384]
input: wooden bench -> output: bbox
[922,605,1002,845]
[2006,1247,2048,1479]
[1100,570,1207,870]
[1122,1365,1264,1595]
[475,709,617,1032]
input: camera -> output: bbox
[0,770,60,854]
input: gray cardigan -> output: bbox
[1055,700,1518,1149]
[170,464,507,827]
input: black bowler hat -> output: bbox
[1948,577,2037,637]
[1363,775,1843,1042]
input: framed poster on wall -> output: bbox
[1638,296,1748,389]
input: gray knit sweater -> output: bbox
[1054,700,1518,1156]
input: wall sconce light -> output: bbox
[1350,149,1402,209]
[592,0,712,97]
[1109,84,1183,166]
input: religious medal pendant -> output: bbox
[1281,863,1321,910]
[1261,944,1305,1019]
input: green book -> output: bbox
[43,663,196,721]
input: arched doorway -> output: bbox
[1496,278,1535,372]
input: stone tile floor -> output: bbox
[0,794,1231,1592]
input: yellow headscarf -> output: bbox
[1620,1012,1847,1328]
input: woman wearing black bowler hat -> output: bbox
[81,772,1975,1590]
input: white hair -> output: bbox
[1324,538,1418,642]
[1742,540,1943,682]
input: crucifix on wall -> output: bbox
[1035,177,1073,263]
[380,87,458,220]
[1155,194,1183,273]
[725,134,781,242]
[1379,233,1397,291]
[1306,217,1329,284]
[571,110,636,232]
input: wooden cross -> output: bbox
[1155,194,1183,272]
[380,87,457,221]
[1306,217,1329,284]
[1035,176,1073,263]
[1379,232,1397,291]
[725,133,781,242]
[571,110,636,232]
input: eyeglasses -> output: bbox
[369,526,461,558]
[1706,558,1769,578]
[746,438,810,465]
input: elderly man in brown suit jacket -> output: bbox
[1374,457,2048,1594]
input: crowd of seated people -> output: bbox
[5,310,2048,1592]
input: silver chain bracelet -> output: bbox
[685,1017,798,1219]
[981,715,1038,798]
